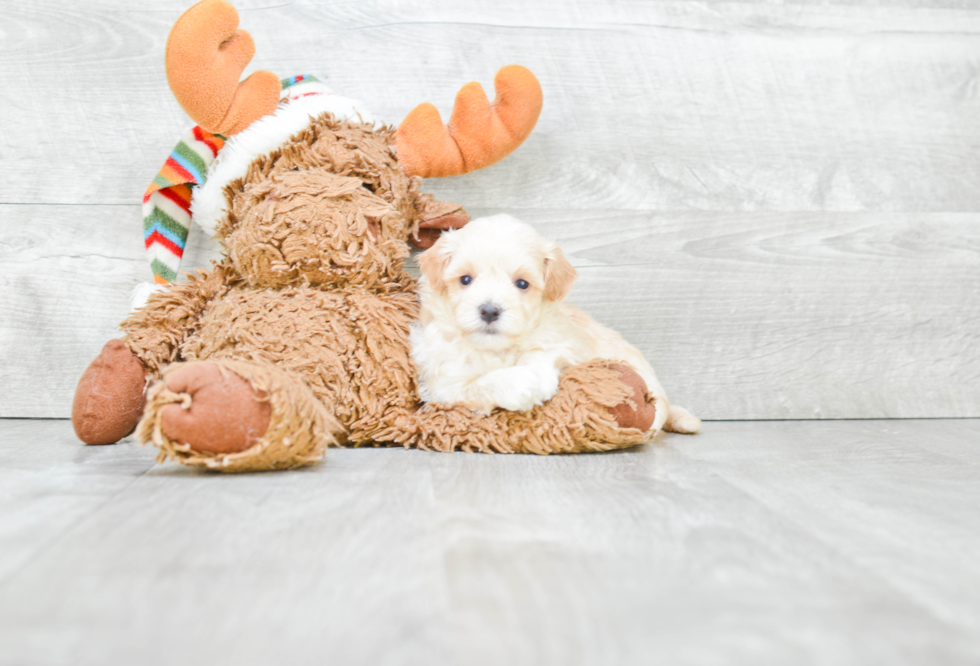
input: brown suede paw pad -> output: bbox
[159,363,271,454]
[72,339,147,445]
[608,364,656,432]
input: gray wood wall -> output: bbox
[2,0,978,419]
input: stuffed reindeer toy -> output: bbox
[71,0,663,471]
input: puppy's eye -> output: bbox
[460,275,473,286]
[515,279,529,290]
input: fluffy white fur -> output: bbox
[191,83,373,237]
[129,282,165,311]
[411,214,700,434]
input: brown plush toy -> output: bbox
[71,0,660,471]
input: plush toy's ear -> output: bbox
[412,213,470,250]
[166,0,281,135]
[543,245,576,302]
[417,242,452,293]
[395,65,543,178]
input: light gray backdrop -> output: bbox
[1,0,978,419]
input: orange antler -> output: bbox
[165,0,281,136]
[395,65,543,178]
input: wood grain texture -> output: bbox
[1,0,979,210]
[2,204,978,419]
[2,0,979,418]
[1,418,979,665]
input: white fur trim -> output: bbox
[191,89,374,237]
[280,81,333,101]
[130,282,165,312]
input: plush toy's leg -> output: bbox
[137,360,342,472]
[72,340,147,445]
[377,360,659,454]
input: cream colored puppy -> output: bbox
[411,214,700,434]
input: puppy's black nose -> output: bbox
[479,303,502,324]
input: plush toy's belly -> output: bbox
[180,285,420,429]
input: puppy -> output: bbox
[411,214,700,434]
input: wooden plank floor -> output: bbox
[2,418,978,665]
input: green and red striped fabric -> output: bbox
[142,126,225,284]
[141,75,322,284]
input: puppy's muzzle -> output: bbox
[479,303,502,324]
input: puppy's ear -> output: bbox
[417,242,451,292]
[543,245,576,301]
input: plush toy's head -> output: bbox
[217,116,419,289]
[223,169,408,289]
[139,0,542,297]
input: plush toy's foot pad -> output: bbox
[607,364,658,432]
[72,339,147,445]
[137,360,342,472]
[159,363,271,455]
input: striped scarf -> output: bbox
[142,75,319,284]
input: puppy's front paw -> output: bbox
[485,365,559,412]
